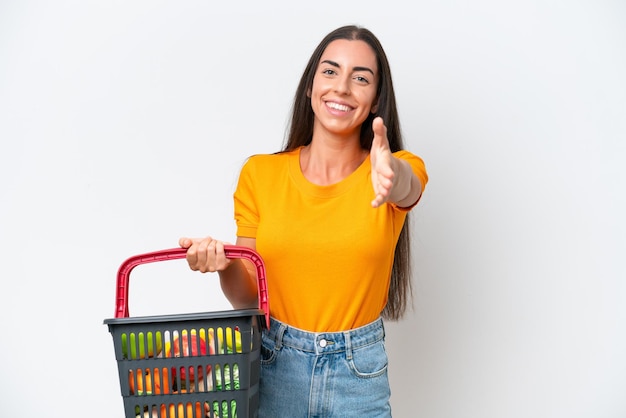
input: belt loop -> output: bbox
[275,321,287,350]
[344,330,353,360]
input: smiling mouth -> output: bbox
[326,102,352,112]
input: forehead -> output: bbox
[319,39,378,73]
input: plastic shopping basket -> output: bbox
[104,246,270,418]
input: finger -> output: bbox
[185,243,199,270]
[214,241,231,268]
[194,237,214,272]
[372,117,387,139]
[372,116,382,131]
[371,194,384,208]
[377,170,394,188]
[180,237,206,249]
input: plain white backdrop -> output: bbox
[1,1,625,417]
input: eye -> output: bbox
[354,75,370,84]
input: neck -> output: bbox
[300,141,368,186]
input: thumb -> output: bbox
[178,237,192,248]
[372,117,386,142]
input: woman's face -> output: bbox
[309,39,379,139]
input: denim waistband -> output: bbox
[265,317,385,356]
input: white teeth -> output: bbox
[327,102,351,111]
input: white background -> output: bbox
[1,1,625,417]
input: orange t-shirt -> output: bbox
[234,147,427,332]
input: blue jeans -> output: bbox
[258,317,392,417]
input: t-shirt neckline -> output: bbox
[288,146,371,198]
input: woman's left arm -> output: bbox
[370,117,422,208]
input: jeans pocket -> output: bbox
[260,333,277,365]
[348,340,389,378]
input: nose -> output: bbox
[334,74,351,95]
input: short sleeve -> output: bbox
[233,157,260,238]
[391,150,428,210]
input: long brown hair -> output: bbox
[283,25,413,320]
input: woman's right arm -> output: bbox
[179,236,259,309]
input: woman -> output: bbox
[180,25,428,417]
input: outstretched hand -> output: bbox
[370,117,396,208]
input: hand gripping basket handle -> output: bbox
[114,246,270,328]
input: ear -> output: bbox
[307,88,312,98]
[371,101,379,114]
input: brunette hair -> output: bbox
[283,25,413,320]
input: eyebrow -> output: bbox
[321,59,375,76]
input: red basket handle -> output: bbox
[114,246,270,328]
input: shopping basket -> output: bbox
[104,246,269,418]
